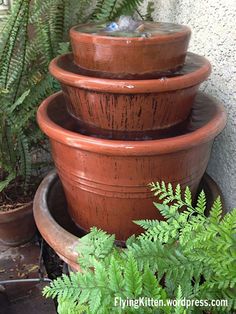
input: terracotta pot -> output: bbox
[49,53,211,140]
[0,202,36,246]
[70,22,191,79]
[34,170,224,271]
[37,91,226,241]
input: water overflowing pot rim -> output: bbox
[70,22,191,42]
[37,91,226,156]
[49,52,211,93]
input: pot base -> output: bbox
[34,170,224,271]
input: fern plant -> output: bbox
[43,182,236,314]
[0,0,151,206]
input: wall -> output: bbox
[0,1,11,32]
[140,0,236,209]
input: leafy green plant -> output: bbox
[0,0,151,205]
[43,182,236,314]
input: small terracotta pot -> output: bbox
[0,202,36,246]
[70,22,191,79]
[37,92,226,241]
[49,53,211,140]
[34,170,224,271]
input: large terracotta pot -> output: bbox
[37,91,226,241]
[49,53,211,140]
[33,170,224,271]
[70,22,191,79]
[0,202,36,246]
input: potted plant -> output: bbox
[43,182,236,314]
[0,91,43,246]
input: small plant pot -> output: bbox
[34,170,224,271]
[49,53,211,140]
[0,202,36,246]
[70,22,191,79]
[37,92,226,241]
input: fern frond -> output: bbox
[145,1,155,21]
[77,227,115,269]
[18,133,31,190]
[124,254,142,298]
[108,256,124,292]
[195,190,206,214]
[209,196,223,223]
[0,173,16,193]
[114,0,144,18]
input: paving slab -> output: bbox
[0,239,55,313]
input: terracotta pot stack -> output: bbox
[37,21,226,242]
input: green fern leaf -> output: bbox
[109,256,124,292]
[124,255,142,298]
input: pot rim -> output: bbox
[37,91,227,156]
[49,52,211,93]
[0,201,33,224]
[70,23,191,44]
[0,201,33,216]
[33,171,79,265]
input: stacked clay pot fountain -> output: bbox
[34,17,227,268]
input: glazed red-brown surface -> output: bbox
[0,203,36,246]
[37,92,226,241]
[70,22,191,78]
[33,171,224,270]
[49,53,211,139]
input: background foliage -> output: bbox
[0,0,151,199]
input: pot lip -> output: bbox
[37,91,227,156]
[49,52,211,93]
[0,201,33,216]
[70,23,191,44]
[33,171,79,264]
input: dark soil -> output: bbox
[41,240,65,280]
[0,176,41,212]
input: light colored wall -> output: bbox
[140,0,236,209]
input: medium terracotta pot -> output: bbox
[37,91,226,241]
[49,53,211,140]
[34,170,224,271]
[0,202,36,246]
[70,22,191,79]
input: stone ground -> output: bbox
[0,239,55,313]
